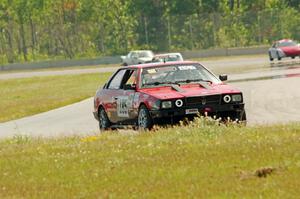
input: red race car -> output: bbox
[93,61,246,130]
[269,39,300,61]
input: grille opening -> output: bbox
[186,95,221,105]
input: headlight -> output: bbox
[223,95,231,103]
[162,101,172,109]
[231,94,242,102]
[175,99,183,107]
[232,94,242,102]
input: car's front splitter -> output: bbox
[150,103,245,120]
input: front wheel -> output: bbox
[269,52,274,61]
[99,107,111,131]
[137,105,153,130]
[277,52,282,60]
[238,110,247,125]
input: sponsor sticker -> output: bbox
[178,65,196,70]
[117,96,130,117]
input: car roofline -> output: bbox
[154,52,182,56]
[277,39,294,43]
[127,61,199,69]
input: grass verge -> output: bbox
[0,119,299,198]
[0,63,119,74]
[0,72,112,122]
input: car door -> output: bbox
[124,52,132,65]
[116,69,139,123]
[105,69,127,123]
[130,52,139,65]
[270,42,278,58]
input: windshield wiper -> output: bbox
[144,81,180,86]
[175,79,213,84]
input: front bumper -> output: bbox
[150,103,245,120]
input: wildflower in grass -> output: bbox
[80,135,99,143]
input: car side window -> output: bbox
[108,69,126,89]
[121,69,137,89]
[131,52,138,58]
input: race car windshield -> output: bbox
[278,41,297,47]
[141,64,221,88]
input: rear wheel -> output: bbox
[291,56,295,59]
[99,107,111,131]
[137,105,153,130]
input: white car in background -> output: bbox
[152,53,183,63]
[121,50,154,66]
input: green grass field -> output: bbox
[0,72,112,122]
[0,119,299,198]
[0,63,118,74]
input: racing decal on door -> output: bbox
[117,95,133,117]
[117,96,129,117]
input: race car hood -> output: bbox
[139,83,241,100]
[279,46,300,56]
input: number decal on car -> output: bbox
[117,96,129,117]
[117,95,134,118]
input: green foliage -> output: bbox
[0,0,299,64]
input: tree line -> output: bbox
[0,0,299,64]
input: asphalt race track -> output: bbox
[0,55,284,80]
[0,57,300,138]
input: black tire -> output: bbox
[98,107,111,131]
[239,110,247,125]
[241,110,247,121]
[269,52,274,61]
[137,105,153,130]
[291,56,295,59]
[277,52,281,60]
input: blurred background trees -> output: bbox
[0,0,299,63]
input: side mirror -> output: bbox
[219,74,228,81]
[123,84,136,90]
